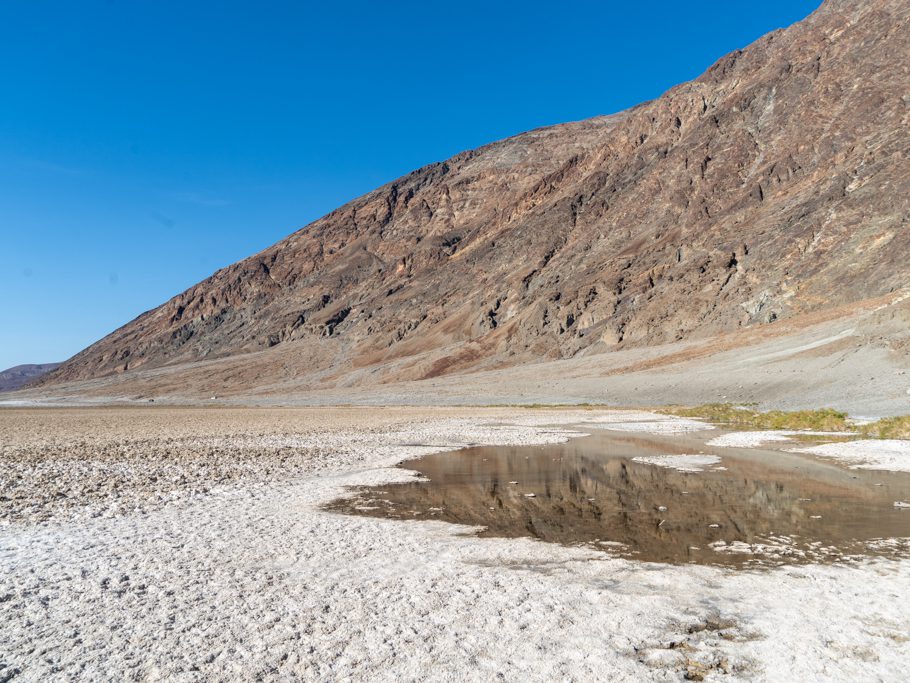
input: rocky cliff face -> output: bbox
[40,0,910,389]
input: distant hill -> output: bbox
[35,0,910,398]
[0,364,61,393]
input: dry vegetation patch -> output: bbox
[661,404,910,439]
[859,415,910,439]
[660,404,851,431]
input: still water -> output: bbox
[329,429,910,567]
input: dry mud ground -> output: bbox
[1,407,909,681]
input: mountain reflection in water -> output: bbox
[329,430,910,567]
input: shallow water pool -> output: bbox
[328,429,910,567]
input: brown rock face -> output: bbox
[40,0,910,389]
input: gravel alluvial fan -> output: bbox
[37,0,910,390]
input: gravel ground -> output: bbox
[1,407,909,681]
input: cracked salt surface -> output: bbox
[3,408,910,681]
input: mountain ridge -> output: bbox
[0,364,61,393]
[36,0,910,395]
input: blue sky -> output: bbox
[0,0,822,369]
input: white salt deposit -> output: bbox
[790,439,910,472]
[631,454,722,472]
[503,410,713,434]
[596,418,712,434]
[708,431,799,448]
[2,409,909,681]
[707,430,851,448]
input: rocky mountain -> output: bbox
[37,0,910,393]
[0,364,61,393]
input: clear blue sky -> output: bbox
[0,0,821,369]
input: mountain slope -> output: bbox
[0,364,61,393]
[39,0,910,391]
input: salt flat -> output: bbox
[1,407,909,681]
